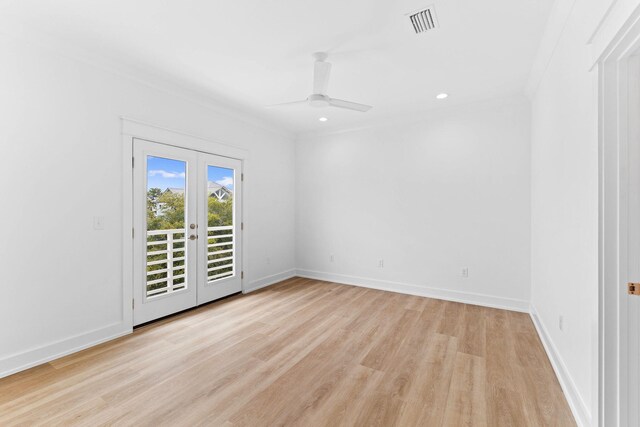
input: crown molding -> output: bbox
[525,0,640,98]
[524,0,578,99]
[587,0,619,45]
[589,0,640,67]
[0,18,295,141]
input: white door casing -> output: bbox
[626,53,640,427]
[599,24,640,426]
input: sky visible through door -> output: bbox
[147,156,233,190]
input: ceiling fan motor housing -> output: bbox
[308,94,330,107]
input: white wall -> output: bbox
[0,34,296,377]
[295,97,531,311]
[528,0,602,425]
[6,3,636,423]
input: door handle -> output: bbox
[189,234,198,241]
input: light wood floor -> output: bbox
[0,278,576,426]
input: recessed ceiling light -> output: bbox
[436,93,448,99]
[319,117,328,122]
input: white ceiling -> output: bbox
[0,0,554,134]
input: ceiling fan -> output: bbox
[270,52,373,112]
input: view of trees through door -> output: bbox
[204,165,235,281]
[145,156,234,298]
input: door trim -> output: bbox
[121,117,248,331]
[599,11,640,426]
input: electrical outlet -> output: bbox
[330,254,334,263]
[559,315,564,331]
[93,216,105,230]
[461,267,469,278]
[266,257,271,265]
[378,259,384,268]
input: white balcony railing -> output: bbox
[146,225,234,298]
[206,225,234,281]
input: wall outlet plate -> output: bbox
[93,216,105,230]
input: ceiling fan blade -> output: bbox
[313,61,332,95]
[266,99,308,108]
[328,98,372,112]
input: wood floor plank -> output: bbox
[293,364,384,427]
[458,304,486,357]
[437,300,466,337]
[378,309,444,401]
[485,385,529,427]
[395,333,458,426]
[360,308,421,372]
[485,307,520,390]
[0,278,577,426]
[352,392,404,427]
[442,352,488,427]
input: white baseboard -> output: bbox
[0,268,297,379]
[295,269,529,312]
[0,322,131,380]
[244,269,297,293]
[0,269,585,427]
[529,305,591,427]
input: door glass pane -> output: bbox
[145,156,188,298]
[206,165,234,281]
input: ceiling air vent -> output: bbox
[408,6,438,34]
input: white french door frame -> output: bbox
[121,117,249,330]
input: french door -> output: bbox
[133,139,242,325]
